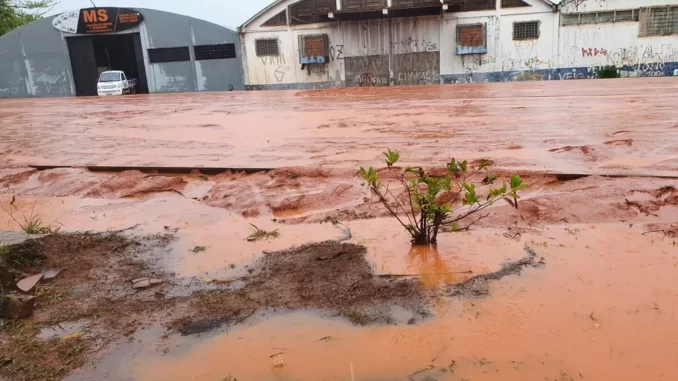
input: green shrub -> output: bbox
[598,65,620,79]
[360,150,526,245]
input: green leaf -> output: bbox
[461,182,474,194]
[478,159,494,171]
[510,175,523,190]
[459,160,468,173]
[383,148,400,168]
[462,183,478,205]
[359,167,378,187]
[447,159,459,175]
[482,174,498,185]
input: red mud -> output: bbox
[1,79,678,381]
[1,78,678,175]
[604,139,633,146]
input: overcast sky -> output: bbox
[47,0,274,29]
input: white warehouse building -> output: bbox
[239,0,678,89]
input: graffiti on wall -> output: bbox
[329,44,345,61]
[569,44,678,77]
[260,53,292,83]
[581,48,608,57]
[345,55,389,87]
[391,38,438,54]
[394,51,440,85]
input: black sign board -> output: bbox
[77,7,143,34]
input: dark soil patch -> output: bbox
[0,232,173,381]
[446,247,544,298]
[172,241,425,334]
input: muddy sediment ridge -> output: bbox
[4,165,678,226]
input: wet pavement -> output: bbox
[1,78,678,175]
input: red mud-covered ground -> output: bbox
[1,77,678,175]
[1,78,678,381]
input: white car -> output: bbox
[97,70,138,96]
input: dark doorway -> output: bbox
[66,33,149,96]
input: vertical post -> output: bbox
[336,0,342,11]
[388,16,394,86]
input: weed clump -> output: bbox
[247,224,279,241]
[1,201,62,235]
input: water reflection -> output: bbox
[407,245,468,287]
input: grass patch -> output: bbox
[1,202,62,235]
[246,224,279,242]
[0,322,90,381]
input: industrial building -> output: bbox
[0,7,244,98]
[239,0,678,89]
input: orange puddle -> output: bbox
[61,223,678,381]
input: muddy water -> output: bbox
[0,194,342,278]
[2,78,678,175]
[65,223,678,381]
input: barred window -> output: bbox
[255,39,279,56]
[194,44,236,60]
[148,47,190,63]
[639,6,678,36]
[562,9,639,26]
[513,21,539,40]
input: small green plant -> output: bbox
[597,65,620,79]
[246,224,280,242]
[1,201,61,235]
[360,149,526,245]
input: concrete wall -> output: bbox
[441,3,560,83]
[0,8,244,98]
[242,14,442,89]
[241,0,678,88]
[558,0,678,78]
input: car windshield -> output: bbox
[99,72,121,82]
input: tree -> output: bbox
[0,0,56,36]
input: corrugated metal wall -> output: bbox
[0,8,245,98]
